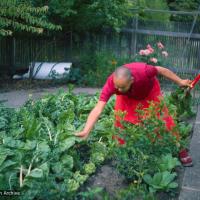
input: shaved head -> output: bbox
[114,66,132,81]
[113,66,133,93]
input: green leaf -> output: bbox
[152,172,162,185]
[158,154,181,172]
[83,162,96,175]
[27,168,43,178]
[37,141,50,155]
[73,171,88,185]
[0,160,17,172]
[143,174,153,185]
[25,118,41,139]
[90,152,105,165]
[39,162,49,177]
[61,155,73,169]
[23,140,37,151]
[59,137,76,152]
[3,137,24,149]
[168,182,178,189]
[0,154,7,166]
[51,162,63,174]
[161,171,176,186]
[67,179,79,192]
[149,186,156,193]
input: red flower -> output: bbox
[112,135,126,145]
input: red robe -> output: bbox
[99,62,176,144]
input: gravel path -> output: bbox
[0,86,101,108]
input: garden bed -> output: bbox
[0,85,196,199]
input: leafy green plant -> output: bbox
[168,87,195,120]
[77,187,104,200]
[33,0,134,32]
[0,84,195,199]
[0,88,115,200]
[175,122,193,139]
[133,0,170,22]
[83,162,96,175]
[0,102,14,133]
[157,154,181,172]
[143,171,178,193]
[112,99,188,195]
[169,0,200,22]
[72,48,132,86]
[0,0,61,36]
[116,183,156,200]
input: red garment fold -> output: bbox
[114,79,177,145]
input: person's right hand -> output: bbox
[75,131,89,139]
[179,79,192,88]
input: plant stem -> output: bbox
[20,165,23,187]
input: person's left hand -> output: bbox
[179,79,192,88]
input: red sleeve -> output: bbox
[99,74,115,102]
[146,64,158,78]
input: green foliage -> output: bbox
[113,101,181,183]
[0,102,14,133]
[111,96,194,197]
[73,48,132,86]
[0,89,116,199]
[168,87,195,120]
[169,0,200,22]
[143,171,178,193]
[32,0,134,32]
[77,187,104,200]
[0,0,61,36]
[175,122,193,139]
[48,0,76,18]
[157,154,181,172]
[83,162,96,175]
[133,0,170,21]
[0,85,195,199]
[116,183,156,200]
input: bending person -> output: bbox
[75,62,193,167]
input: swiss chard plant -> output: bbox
[0,88,116,200]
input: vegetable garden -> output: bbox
[1,0,200,199]
[0,85,195,200]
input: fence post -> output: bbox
[134,15,138,55]
[10,37,16,75]
[130,15,138,58]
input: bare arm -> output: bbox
[155,66,192,87]
[75,101,106,139]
